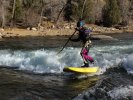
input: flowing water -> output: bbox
[0,33,133,100]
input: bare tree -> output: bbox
[39,0,46,25]
[0,0,5,28]
[10,0,16,27]
[118,0,130,25]
[0,0,9,28]
[81,0,87,18]
[12,0,16,20]
[56,4,66,24]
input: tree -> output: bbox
[64,0,73,21]
[56,4,66,23]
[0,0,9,28]
[117,0,129,25]
[10,0,16,27]
[71,0,96,23]
[103,0,121,27]
[38,0,46,25]
[81,0,87,18]
[15,0,23,20]
[22,0,41,27]
[83,0,95,23]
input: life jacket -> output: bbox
[78,27,92,43]
[79,27,92,40]
[84,28,92,37]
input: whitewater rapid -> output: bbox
[0,44,133,75]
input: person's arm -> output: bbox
[70,28,81,42]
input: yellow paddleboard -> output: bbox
[63,67,99,74]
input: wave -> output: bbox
[0,44,133,74]
[108,85,133,99]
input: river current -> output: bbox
[0,33,133,99]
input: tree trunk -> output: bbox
[10,0,16,27]
[39,0,45,25]
[1,1,5,28]
[81,0,87,18]
[38,6,44,30]
[55,4,66,24]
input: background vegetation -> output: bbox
[0,0,133,28]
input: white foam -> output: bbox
[107,86,133,99]
[0,44,133,74]
[121,54,133,74]
[0,49,83,73]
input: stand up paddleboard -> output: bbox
[63,67,99,74]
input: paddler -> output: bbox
[70,18,94,67]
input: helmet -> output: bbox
[77,19,85,27]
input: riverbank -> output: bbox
[0,24,133,39]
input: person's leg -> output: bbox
[85,60,89,67]
[81,50,94,67]
[85,55,94,63]
[81,48,89,67]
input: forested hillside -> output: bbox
[0,0,133,28]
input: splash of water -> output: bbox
[0,44,133,74]
[107,86,133,99]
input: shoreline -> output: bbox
[0,24,133,39]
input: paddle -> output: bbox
[57,30,77,54]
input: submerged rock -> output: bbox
[73,67,133,100]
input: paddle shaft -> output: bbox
[57,30,76,54]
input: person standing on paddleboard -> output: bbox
[70,18,94,67]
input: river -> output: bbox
[0,33,133,100]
